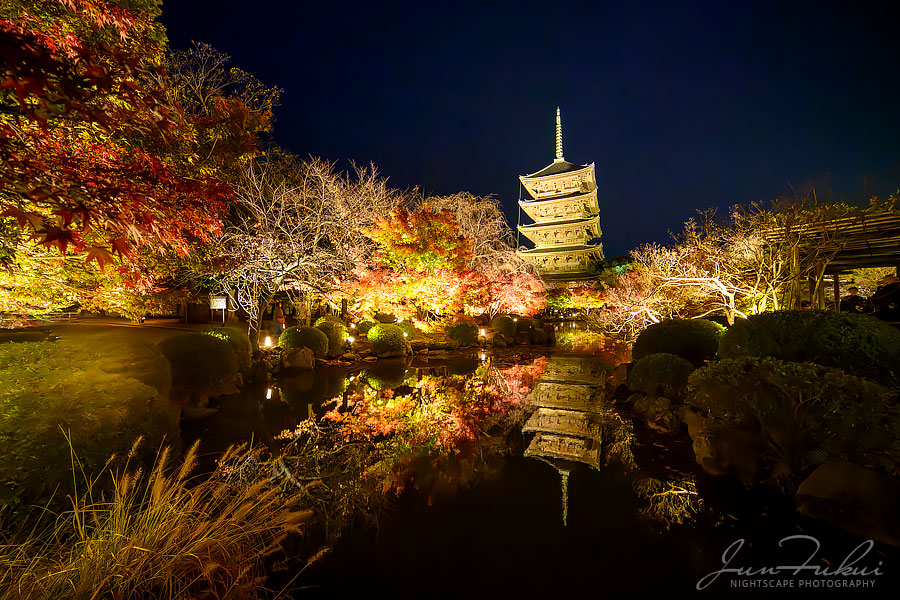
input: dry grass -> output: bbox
[0,439,311,600]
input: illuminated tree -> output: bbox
[0,1,230,264]
[216,155,401,344]
[346,205,545,320]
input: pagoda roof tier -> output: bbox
[519,190,598,225]
[520,189,594,203]
[523,408,602,440]
[524,159,589,179]
[524,432,601,468]
[519,163,596,200]
[518,217,601,248]
[518,215,600,231]
[517,243,603,256]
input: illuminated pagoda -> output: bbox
[517,108,603,279]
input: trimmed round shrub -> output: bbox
[368,323,407,356]
[633,318,725,366]
[314,314,343,327]
[719,310,900,387]
[396,320,421,339]
[356,320,377,335]
[202,328,252,372]
[316,320,348,357]
[628,353,695,398]
[278,326,329,358]
[447,321,478,346]
[686,356,900,483]
[491,315,516,339]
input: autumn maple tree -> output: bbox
[346,204,545,320]
[0,0,229,267]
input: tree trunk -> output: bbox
[249,294,274,350]
[724,293,735,326]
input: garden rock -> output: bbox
[797,460,900,547]
[632,395,680,434]
[683,407,760,484]
[281,347,315,370]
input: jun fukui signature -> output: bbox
[696,535,884,590]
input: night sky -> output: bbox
[161,0,900,257]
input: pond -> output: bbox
[181,345,900,597]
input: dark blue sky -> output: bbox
[161,0,900,257]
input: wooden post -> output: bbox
[808,275,815,309]
[790,246,801,309]
[817,277,826,309]
[341,298,348,321]
[833,275,841,310]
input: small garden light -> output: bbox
[480,353,486,361]
[266,388,272,400]
[403,332,408,337]
[350,323,356,328]
[264,336,272,347]
[347,336,355,343]
[513,318,518,322]
[479,328,486,336]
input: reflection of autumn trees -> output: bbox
[230,359,548,542]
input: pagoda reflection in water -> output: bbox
[522,355,634,525]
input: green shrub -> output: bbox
[0,338,179,511]
[633,318,725,366]
[277,326,328,358]
[719,310,900,386]
[373,313,396,324]
[628,353,695,398]
[367,323,408,356]
[395,320,421,339]
[314,314,343,327]
[201,328,252,372]
[356,320,377,335]
[316,320,348,357]
[446,321,478,346]
[686,357,900,484]
[491,315,515,339]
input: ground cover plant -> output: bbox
[0,337,178,513]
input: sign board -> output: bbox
[209,296,227,310]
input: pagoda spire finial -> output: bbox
[555,107,564,161]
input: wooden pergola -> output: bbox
[762,211,900,309]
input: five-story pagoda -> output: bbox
[517,108,603,279]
